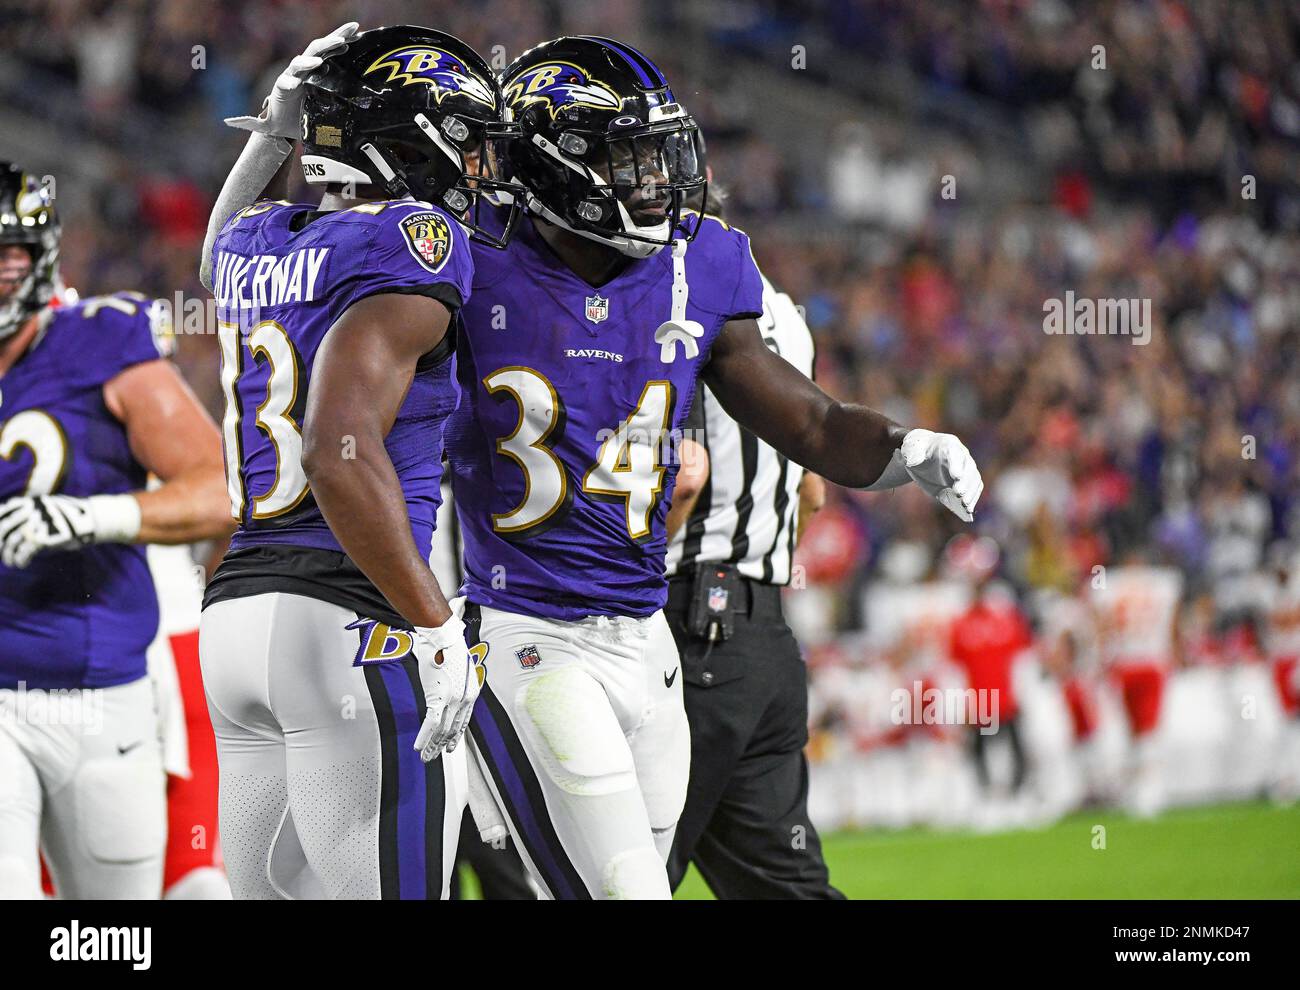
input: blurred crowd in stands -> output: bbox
[2,0,1296,823]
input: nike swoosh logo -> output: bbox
[664,669,678,688]
[117,741,143,756]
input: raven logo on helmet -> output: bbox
[364,46,497,108]
[504,62,621,119]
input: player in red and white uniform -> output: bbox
[1264,551,1300,802]
[1091,561,1182,815]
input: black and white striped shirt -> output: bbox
[666,276,815,585]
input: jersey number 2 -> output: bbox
[0,410,69,495]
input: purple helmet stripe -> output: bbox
[579,35,669,90]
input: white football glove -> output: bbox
[412,597,484,762]
[225,21,361,139]
[0,493,141,569]
[898,429,983,522]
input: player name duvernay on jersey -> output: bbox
[49,922,151,970]
[211,248,330,312]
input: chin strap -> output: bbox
[524,186,667,260]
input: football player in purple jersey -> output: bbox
[205,32,984,901]
[196,25,519,899]
[438,37,982,900]
[0,164,233,898]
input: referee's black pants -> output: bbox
[665,575,843,899]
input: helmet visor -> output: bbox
[566,117,707,245]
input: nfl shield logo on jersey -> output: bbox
[515,644,543,669]
[708,586,729,613]
[584,294,609,324]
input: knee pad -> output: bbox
[76,757,166,864]
[601,846,670,900]
[517,667,636,797]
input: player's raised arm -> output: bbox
[198,22,360,291]
[703,316,984,520]
[301,291,454,629]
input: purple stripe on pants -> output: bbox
[472,694,579,900]
[379,662,427,900]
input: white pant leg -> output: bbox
[201,593,467,900]
[199,659,290,901]
[465,605,687,900]
[35,679,167,899]
[0,709,43,898]
[625,610,689,862]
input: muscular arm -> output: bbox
[300,292,454,628]
[703,318,906,488]
[104,359,235,543]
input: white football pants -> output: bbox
[199,593,467,900]
[464,603,689,900]
[0,676,166,898]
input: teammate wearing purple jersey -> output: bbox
[196,25,517,899]
[444,38,984,899]
[0,164,233,898]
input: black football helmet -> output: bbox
[501,36,707,259]
[300,25,521,248]
[0,163,59,340]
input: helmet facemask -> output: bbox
[350,111,524,250]
[517,113,707,259]
[0,167,60,341]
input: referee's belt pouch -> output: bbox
[686,563,742,642]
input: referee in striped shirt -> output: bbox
[665,258,843,899]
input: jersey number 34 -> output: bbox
[485,366,674,542]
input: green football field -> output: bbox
[673,801,1300,899]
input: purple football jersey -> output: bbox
[0,294,169,689]
[447,212,764,619]
[212,200,472,562]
